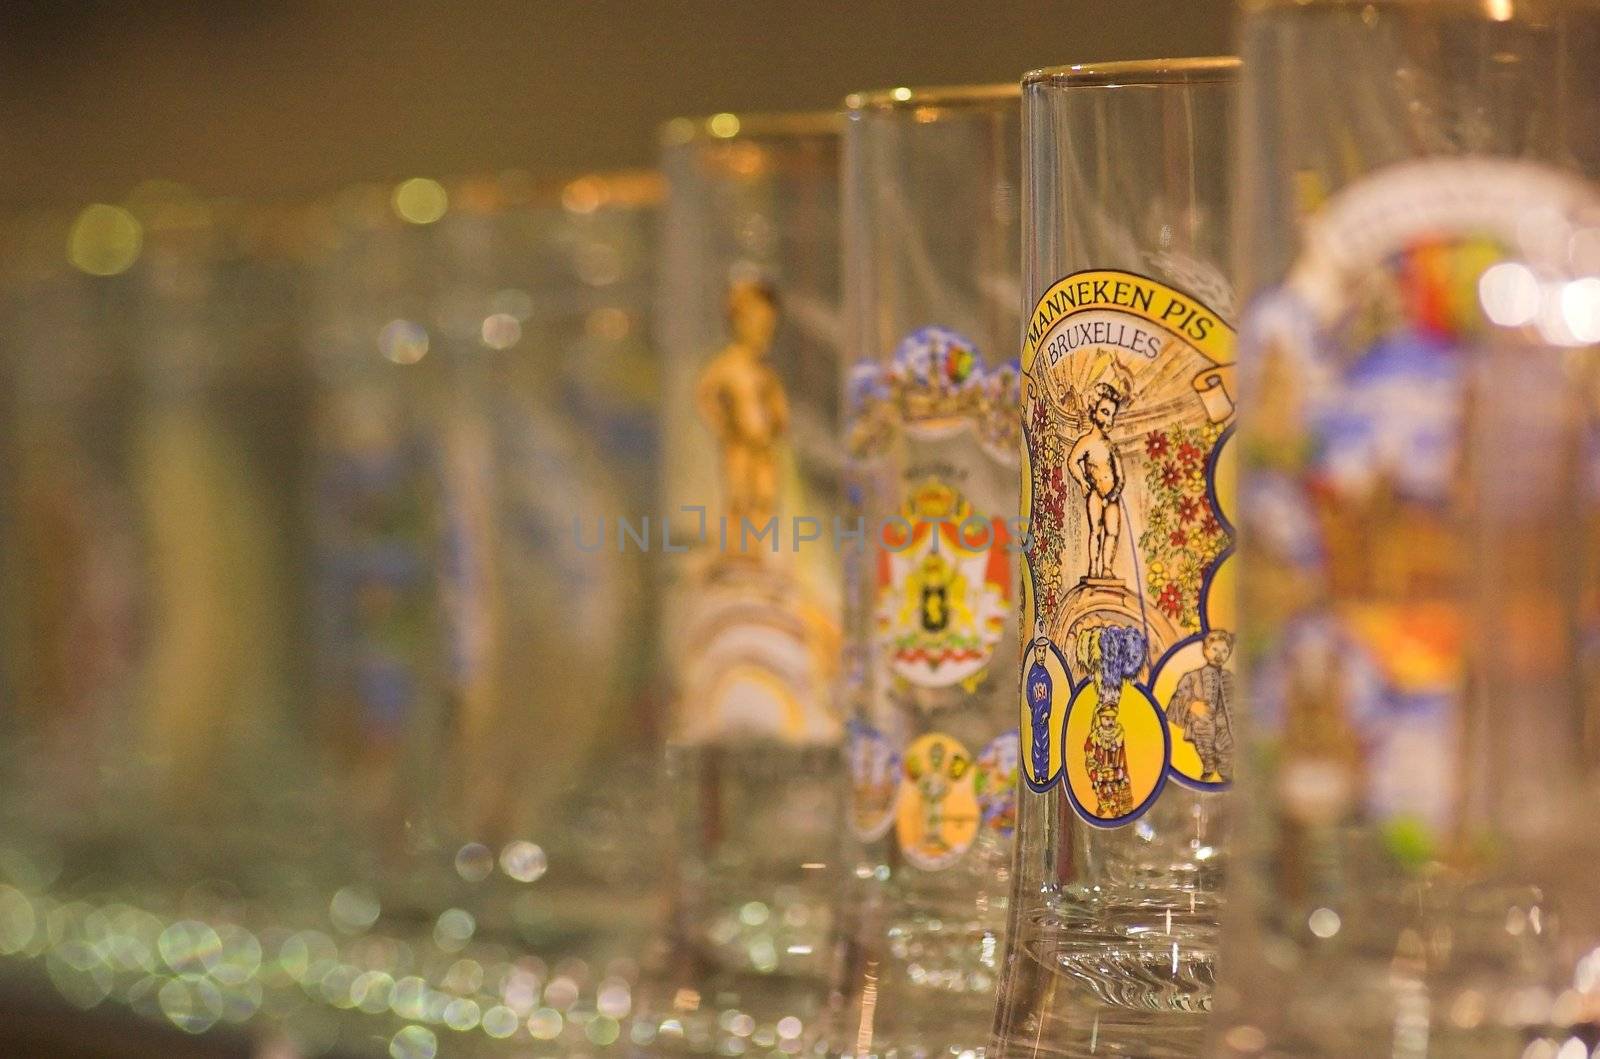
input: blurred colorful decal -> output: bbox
[848,720,901,842]
[848,325,1019,463]
[674,278,840,744]
[1241,159,1600,855]
[876,479,1010,692]
[896,731,979,871]
[975,732,1019,837]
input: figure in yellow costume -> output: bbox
[899,551,973,636]
[696,280,790,530]
[1086,703,1133,818]
[1078,623,1144,818]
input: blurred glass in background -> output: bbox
[0,170,668,1057]
[1214,0,1600,1055]
[649,111,844,1052]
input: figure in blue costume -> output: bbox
[1027,639,1054,781]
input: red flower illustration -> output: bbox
[1027,400,1070,615]
[1138,423,1234,632]
[1145,430,1170,459]
[1029,400,1054,441]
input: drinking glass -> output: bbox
[992,57,1240,1059]
[0,172,668,1056]
[649,111,845,1050]
[1212,2,1600,1056]
[304,171,670,1048]
[823,82,1022,1059]
[0,195,353,1046]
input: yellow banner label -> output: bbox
[1022,269,1235,372]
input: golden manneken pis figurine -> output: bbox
[696,280,790,530]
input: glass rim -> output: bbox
[1023,56,1241,88]
[843,82,1021,112]
[658,110,842,147]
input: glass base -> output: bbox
[991,945,1209,1059]
[991,893,1218,1059]
[1023,891,1217,1012]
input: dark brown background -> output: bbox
[0,0,1234,208]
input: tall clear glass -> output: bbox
[820,83,1022,1058]
[0,197,347,1046]
[993,58,1240,1059]
[1213,2,1600,1056]
[494,173,669,981]
[649,112,845,1050]
[0,173,667,1056]
[304,171,670,1050]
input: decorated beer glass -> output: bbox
[992,58,1240,1059]
[1212,1,1600,1055]
[818,83,1022,1058]
[649,112,845,1050]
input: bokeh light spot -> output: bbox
[562,177,604,214]
[587,1014,621,1046]
[392,179,449,225]
[1478,261,1540,327]
[527,1007,563,1040]
[68,204,142,276]
[1560,276,1600,343]
[500,841,547,882]
[330,885,381,933]
[442,997,480,1031]
[1308,907,1342,939]
[597,976,632,1018]
[0,887,36,955]
[480,314,522,350]
[158,977,223,1034]
[433,908,475,950]
[378,320,430,365]
[389,1024,438,1059]
[482,1004,519,1039]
